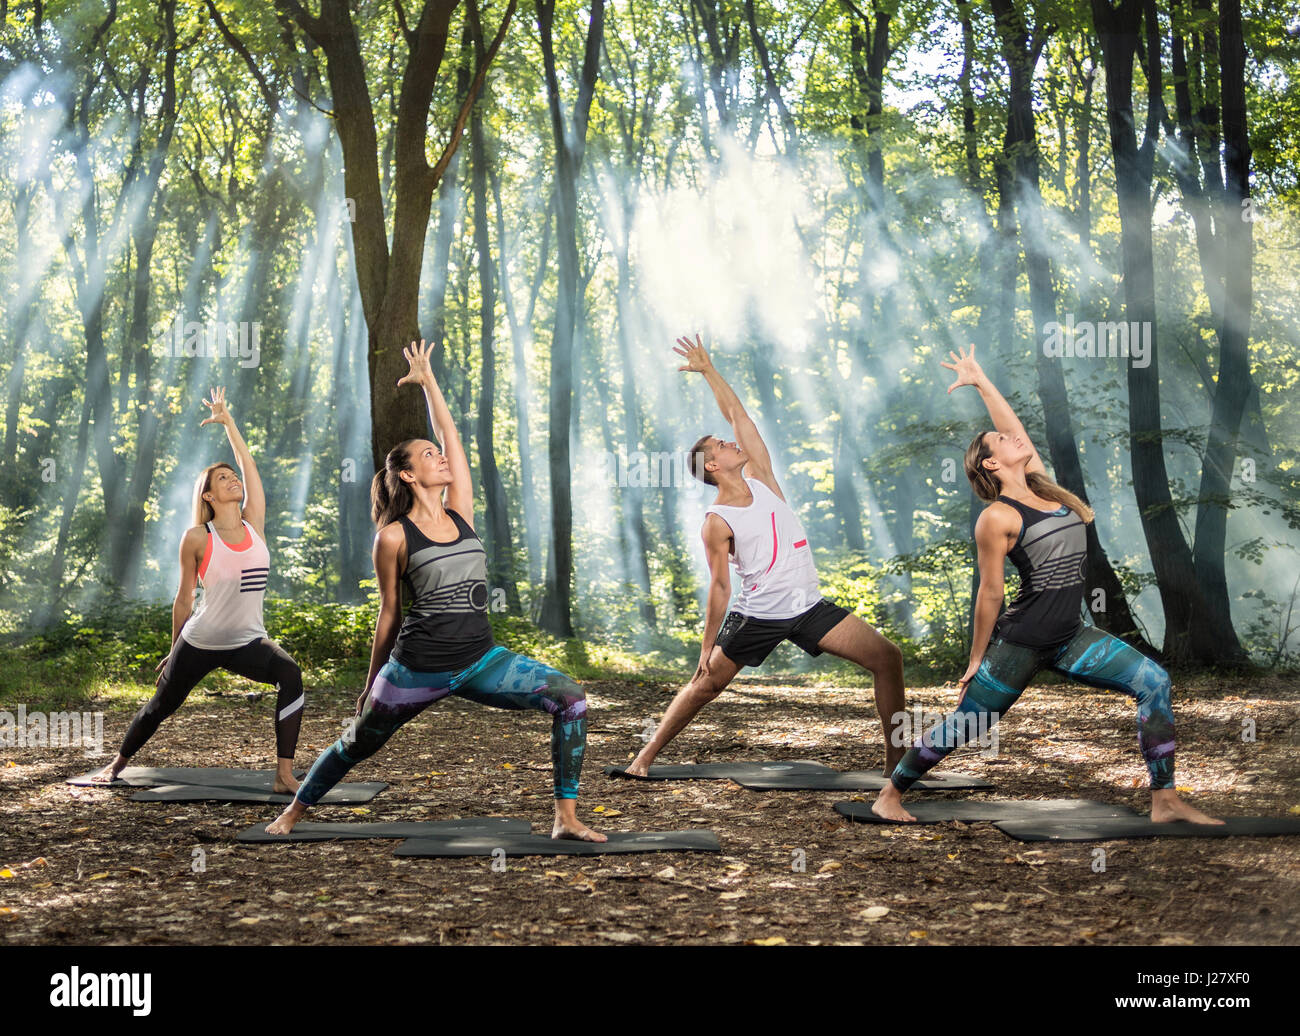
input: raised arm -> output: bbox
[200,386,267,535]
[941,345,1047,476]
[674,333,781,497]
[398,339,475,527]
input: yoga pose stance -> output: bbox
[268,341,603,841]
[873,346,1222,824]
[92,388,304,793]
[623,334,907,777]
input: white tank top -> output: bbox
[705,477,821,619]
[180,520,270,650]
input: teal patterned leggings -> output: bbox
[890,624,1175,792]
[295,646,587,805]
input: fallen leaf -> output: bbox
[350,807,372,816]
[909,929,927,938]
[87,872,110,881]
[0,869,13,879]
[234,917,261,925]
[592,806,622,816]
[719,890,746,901]
[819,861,841,873]
[973,902,1009,912]
[750,936,786,946]
[656,867,677,879]
[859,906,890,921]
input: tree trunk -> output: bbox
[536,0,605,638]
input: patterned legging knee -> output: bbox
[890,624,1175,792]
[295,646,587,807]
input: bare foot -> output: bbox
[273,769,300,796]
[870,786,916,823]
[551,819,607,842]
[87,755,127,785]
[552,800,608,842]
[265,800,307,836]
[1151,791,1224,825]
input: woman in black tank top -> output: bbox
[267,341,605,842]
[872,346,1221,828]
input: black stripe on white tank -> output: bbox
[240,566,269,592]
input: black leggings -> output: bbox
[119,637,304,760]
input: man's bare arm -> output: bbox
[674,333,781,496]
[696,515,734,677]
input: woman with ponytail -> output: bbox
[91,388,305,792]
[267,340,604,841]
[872,346,1220,825]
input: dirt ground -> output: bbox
[2,671,1297,945]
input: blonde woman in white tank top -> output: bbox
[621,335,908,778]
[90,388,305,792]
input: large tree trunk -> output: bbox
[1091,0,1218,663]
[993,0,1152,651]
[536,0,605,638]
[1189,0,1251,662]
[274,0,515,471]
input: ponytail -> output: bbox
[964,431,1094,523]
[371,440,417,528]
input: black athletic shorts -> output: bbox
[714,599,851,668]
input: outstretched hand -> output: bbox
[939,345,984,394]
[673,333,713,374]
[199,386,233,427]
[397,339,437,390]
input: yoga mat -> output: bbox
[238,817,532,843]
[994,815,1300,842]
[603,760,833,781]
[130,782,386,805]
[394,829,722,858]
[735,770,993,791]
[835,798,1141,825]
[69,766,304,790]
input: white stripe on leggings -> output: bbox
[278,693,305,721]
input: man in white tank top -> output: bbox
[622,335,906,777]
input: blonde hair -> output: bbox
[192,463,238,527]
[964,431,1094,523]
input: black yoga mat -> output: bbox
[69,766,305,790]
[735,770,993,791]
[835,798,1141,825]
[394,829,722,858]
[603,760,833,781]
[238,817,532,843]
[994,815,1300,842]
[130,782,386,805]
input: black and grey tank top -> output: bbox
[993,495,1087,649]
[390,509,495,672]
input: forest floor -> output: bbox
[1,669,1297,946]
